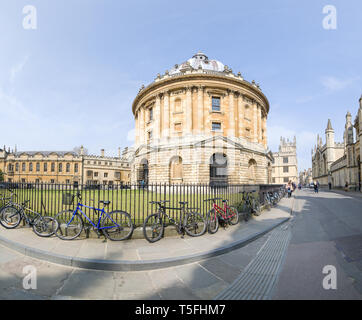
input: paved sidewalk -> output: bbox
[0,197,293,271]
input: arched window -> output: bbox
[170,156,183,183]
[248,159,257,183]
[66,163,70,173]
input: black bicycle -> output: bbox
[143,200,207,243]
[0,199,57,237]
[239,191,261,221]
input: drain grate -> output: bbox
[214,224,291,300]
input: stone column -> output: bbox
[135,111,139,145]
[257,104,262,143]
[253,102,258,143]
[163,91,170,138]
[237,93,243,138]
[263,115,268,148]
[228,90,235,137]
[154,95,161,141]
[186,86,192,134]
[139,106,145,144]
[197,86,204,135]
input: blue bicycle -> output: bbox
[54,192,133,241]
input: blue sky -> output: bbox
[0,0,361,171]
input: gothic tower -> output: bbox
[325,119,335,172]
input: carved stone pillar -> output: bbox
[186,86,192,134]
[257,104,262,143]
[253,102,258,143]
[228,90,235,137]
[197,86,204,134]
[154,95,161,140]
[139,106,145,144]
[163,91,170,138]
[135,111,139,145]
[237,93,243,138]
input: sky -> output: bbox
[0,0,361,171]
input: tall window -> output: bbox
[22,163,25,172]
[15,163,19,172]
[175,98,182,112]
[44,163,47,172]
[51,163,55,172]
[29,163,33,172]
[74,163,78,173]
[36,163,40,172]
[58,163,62,172]
[283,166,289,173]
[66,163,70,173]
[283,157,289,164]
[212,97,220,111]
[149,107,153,121]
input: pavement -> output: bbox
[1,189,361,300]
[0,197,292,271]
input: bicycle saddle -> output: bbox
[179,201,188,205]
[99,200,111,206]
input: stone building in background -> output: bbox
[126,52,274,185]
[299,168,313,186]
[313,96,362,191]
[0,146,131,185]
[271,137,298,184]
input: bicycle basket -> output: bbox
[62,193,75,205]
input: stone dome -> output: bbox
[169,51,225,75]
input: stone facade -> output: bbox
[312,96,362,191]
[0,146,131,185]
[126,52,273,184]
[271,137,298,184]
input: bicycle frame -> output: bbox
[211,202,236,219]
[67,202,118,230]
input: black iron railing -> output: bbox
[0,182,284,226]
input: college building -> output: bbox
[312,96,362,191]
[0,146,131,185]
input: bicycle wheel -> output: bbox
[207,209,219,234]
[184,212,207,237]
[101,211,134,241]
[143,213,164,243]
[228,206,239,225]
[253,199,262,216]
[32,216,58,237]
[55,210,83,240]
[0,206,22,229]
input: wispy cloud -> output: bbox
[320,76,359,92]
[9,56,29,84]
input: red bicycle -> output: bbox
[205,198,239,233]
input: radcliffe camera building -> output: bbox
[127,52,274,185]
[312,96,362,191]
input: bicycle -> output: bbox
[54,192,134,241]
[205,198,239,234]
[239,191,261,221]
[0,198,57,237]
[0,188,15,211]
[143,200,207,243]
